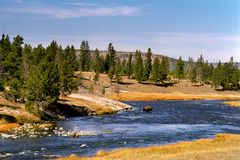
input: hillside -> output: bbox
[78,72,240,101]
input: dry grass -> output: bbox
[224,101,240,107]
[110,92,240,101]
[0,123,19,133]
[79,72,240,101]
[57,134,240,160]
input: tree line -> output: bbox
[0,35,78,117]
[0,34,239,116]
[174,55,240,90]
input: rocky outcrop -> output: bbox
[0,99,40,124]
[59,93,133,116]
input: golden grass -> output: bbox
[57,134,240,160]
[110,92,240,101]
[224,101,240,107]
[0,123,19,133]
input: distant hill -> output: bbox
[75,50,240,71]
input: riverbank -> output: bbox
[110,92,240,101]
[58,133,240,160]
[0,93,133,133]
[224,101,240,107]
[0,123,19,133]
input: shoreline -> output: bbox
[58,133,240,160]
[110,92,240,101]
[224,101,240,107]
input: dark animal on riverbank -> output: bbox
[143,106,152,112]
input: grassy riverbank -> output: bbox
[224,101,240,107]
[58,134,240,160]
[110,92,240,101]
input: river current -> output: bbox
[1,100,240,159]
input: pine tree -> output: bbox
[0,34,11,61]
[134,50,144,83]
[104,53,110,72]
[144,48,152,80]
[175,56,184,79]
[79,41,90,71]
[126,53,133,79]
[212,61,222,88]
[203,61,212,83]
[150,57,160,84]
[121,58,127,74]
[231,68,240,90]
[2,35,24,101]
[115,58,122,84]
[108,66,114,85]
[99,56,105,73]
[93,49,101,84]
[25,60,60,114]
[159,56,169,82]
[196,55,204,83]
[31,45,46,65]
[21,44,32,95]
[190,66,197,83]
[25,42,61,115]
[208,63,214,82]
[186,57,194,80]
[93,48,101,73]
[108,43,116,70]
[59,45,78,95]
[70,45,78,70]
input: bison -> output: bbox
[143,106,153,112]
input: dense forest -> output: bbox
[0,34,239,116]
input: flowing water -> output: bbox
[1,100,240,159]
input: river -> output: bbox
[1,100,240,159]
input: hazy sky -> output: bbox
[0,0,239,62]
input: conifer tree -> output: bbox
[126,53,133,79]
[21,44,32,92]
[212,61,222,88]
[150,57,160,84]
[108,43,116,70]
[2,35,24,101]
[59,45,78,95]
[70,45,78,70]
[115,58,122,84]
[186,57,194,80]
[144,48,152,79]
[0,34,11,61]
[159,56,169,82]
[134,50,144,83]
[104,53,110,72]
[190,66,197,83]
[121,58,127,74]
[79,41,90,71]
[93,48,101,73]
[196,55,204,83]
[175,56,184,79]
[108,66,114,85]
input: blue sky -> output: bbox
[0,0,239,62]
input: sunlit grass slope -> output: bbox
[58,134,240,160]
